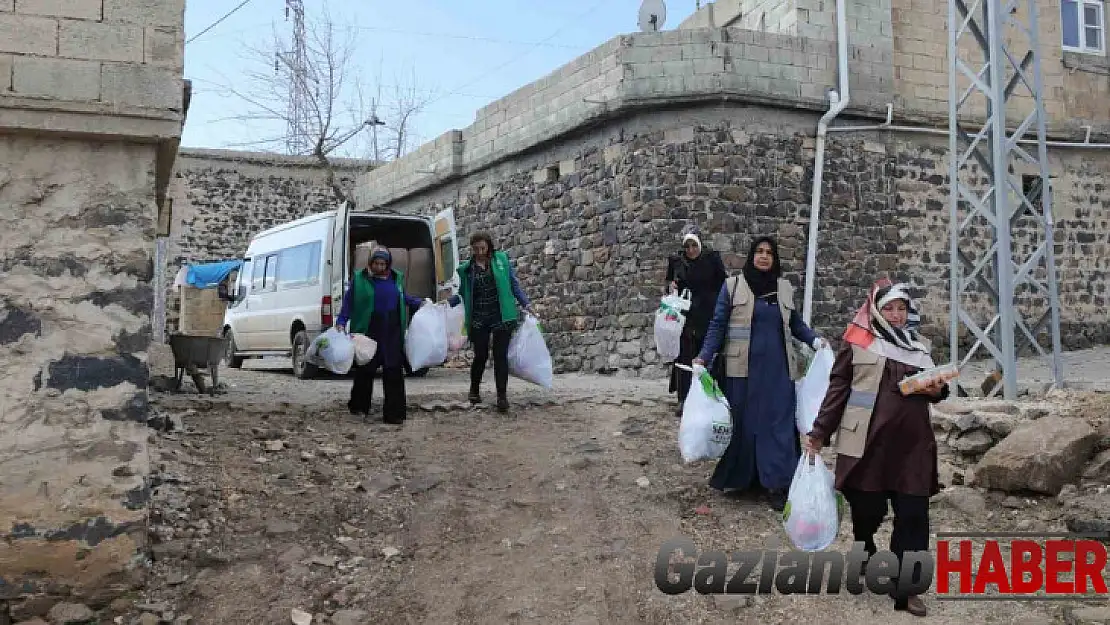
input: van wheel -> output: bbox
[224,330,244,369]
[292,330,318,379]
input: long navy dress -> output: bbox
[697,283,817,493]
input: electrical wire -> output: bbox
[423,0,611,107]
[353,26,581,49]
[187,0,255,45]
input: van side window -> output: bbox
[276,241,322,290]
[261,254,278,292]
[251,257,265,293]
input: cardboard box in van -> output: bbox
[353,240,379,273]
[407,248,434,300]
[389,248,409,277]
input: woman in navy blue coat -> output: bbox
[694,237,827,511]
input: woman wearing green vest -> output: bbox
[447,231,533,413]
[335,248,426,424]
[805,279,948,617]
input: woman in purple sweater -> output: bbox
[335,248,424,424]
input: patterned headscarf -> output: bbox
[844,278,934,368]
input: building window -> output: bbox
[1062,0,1105,54]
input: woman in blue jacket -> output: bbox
[694,237,827,510]
[335,248,424,424]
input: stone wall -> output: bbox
[0,0,186,614]
[158,148,373,339]
[354,102,1110,376]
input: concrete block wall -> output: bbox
[0,0,184,111]
[464,38,625,169]
[357,130,462,209]
[892,0,1109,134]
[736,0,798,33]
[356,25,895,208]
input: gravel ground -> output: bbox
[117,358,1110,625]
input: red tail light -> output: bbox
[321,296,333,326]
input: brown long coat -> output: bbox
[808,341,948,497]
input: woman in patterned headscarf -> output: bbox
[805,278,949,618]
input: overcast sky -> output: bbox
[182,0,698,158]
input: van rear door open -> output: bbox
[432,207,459,301]
[328,200,352,318]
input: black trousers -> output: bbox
[470,321,515,398]
[842,488,930,603]
[348,353,407,423]
[669,330,707,403]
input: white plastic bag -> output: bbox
[654,290,690,362]
[507,314,553,389]
[677,364,732,462]
[795,345,835,435]
[404,300,448,370]
[351,333,377,366]
[444,303,466,351]
[783,453,844,551]
[661,289,692,313]
[311,328,355,375]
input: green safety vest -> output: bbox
[457,250,518,333]
[348,268,408,337]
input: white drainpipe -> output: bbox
[801,0,850,326]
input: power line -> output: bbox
[184,20,589,50]
[352,26,582,49]
[187,0,254,45]
[423,0,611,108]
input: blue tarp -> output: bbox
[186,260,242,289]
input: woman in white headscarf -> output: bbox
[805,278,949,618]
[665,225,727,415]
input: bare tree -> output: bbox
[210,1,430,203]
[352,59,434,163]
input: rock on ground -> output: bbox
[934,486,987,517]
[1070,606,1110,624]
[1083,449,1110,480]
[972,416,1099,495]
[46,602,95,625]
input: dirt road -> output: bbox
[128,366,1101,625]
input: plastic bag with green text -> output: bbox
[677,364,732,462]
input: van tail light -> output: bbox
[321,296,333,326]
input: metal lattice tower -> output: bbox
[947,0,1064,399]
[282,0,311,154]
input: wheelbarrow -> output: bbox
[169,334,229,394]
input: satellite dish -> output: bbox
[638,0,666,32]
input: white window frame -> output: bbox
[1061,0,1106,55]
